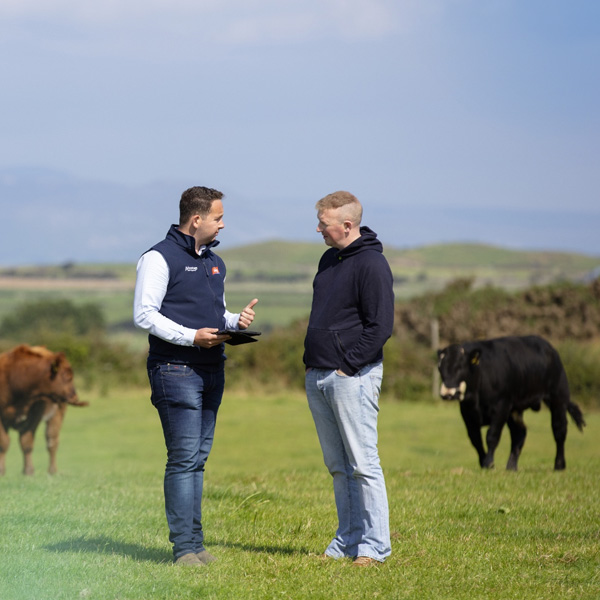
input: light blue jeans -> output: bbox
[306,362,391,562]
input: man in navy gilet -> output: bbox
[134,186,258,567]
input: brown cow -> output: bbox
[0,344,88,475]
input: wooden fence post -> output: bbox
[431,318,440,398]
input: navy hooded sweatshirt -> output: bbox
[147,224,227,367]
[303,226,395,376]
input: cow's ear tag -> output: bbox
[471,354,480,365]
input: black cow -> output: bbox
[437,335,585,471]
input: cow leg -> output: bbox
[547,371,572,470]
[19,429,37,475]
[45,404,66,475]
[19,402,46,476]
[482,430,499,469]
[549,402,568,471]
[484,406,511,469]
[460,403,487,468]
[505,411,527,471]
[0,420,10,476]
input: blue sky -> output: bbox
[1,1,599,260]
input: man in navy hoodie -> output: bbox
[134,186,258,567]
[304,191,394,566]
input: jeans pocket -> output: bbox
[368,367,383,399]
[161,364,192,377]
[334,369,352,379]
[149,364,194,408]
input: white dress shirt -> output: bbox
[133,249,240,346]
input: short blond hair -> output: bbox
[316,191,362,225]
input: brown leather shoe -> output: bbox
[196,550,217,564]
[174,553,205,567]
[352,556,380,567]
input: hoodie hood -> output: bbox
[336,226,383,258]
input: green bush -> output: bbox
[3,291,598,409]
[0,299,147,395]
[394,278,600,408]
[0,298,105,338]
[225,319,307,392]
[380,336,436,401]
[556,340,600,408]
[224,320,436,402]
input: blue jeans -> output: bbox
[306,363,391,561]
[148,362,224,560]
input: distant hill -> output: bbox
[2,239,597,287]
[218,240,599,293]
[385,243,600,270]
[2,167,600,265]
[220,239,599,270]
[0,240,598,331]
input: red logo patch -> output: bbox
[212,266,220,275]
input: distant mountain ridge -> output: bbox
[1,167,599,266]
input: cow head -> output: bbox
[48,352,88,407]
[437,344,480,402]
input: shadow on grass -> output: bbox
[44,536,311,562]
[213,539,312,556]
[43,536,171,564]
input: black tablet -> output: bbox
[216,329,262,345]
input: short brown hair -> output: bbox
[316,191,362,225]
[179,186,224,225]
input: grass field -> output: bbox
[0,387,598,600]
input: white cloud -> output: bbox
[0,0,441,44]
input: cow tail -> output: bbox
[567,402,586,432]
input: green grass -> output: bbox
[0,387,598,600]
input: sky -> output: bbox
[1,0,599,261]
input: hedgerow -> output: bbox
[1,280,599,408]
